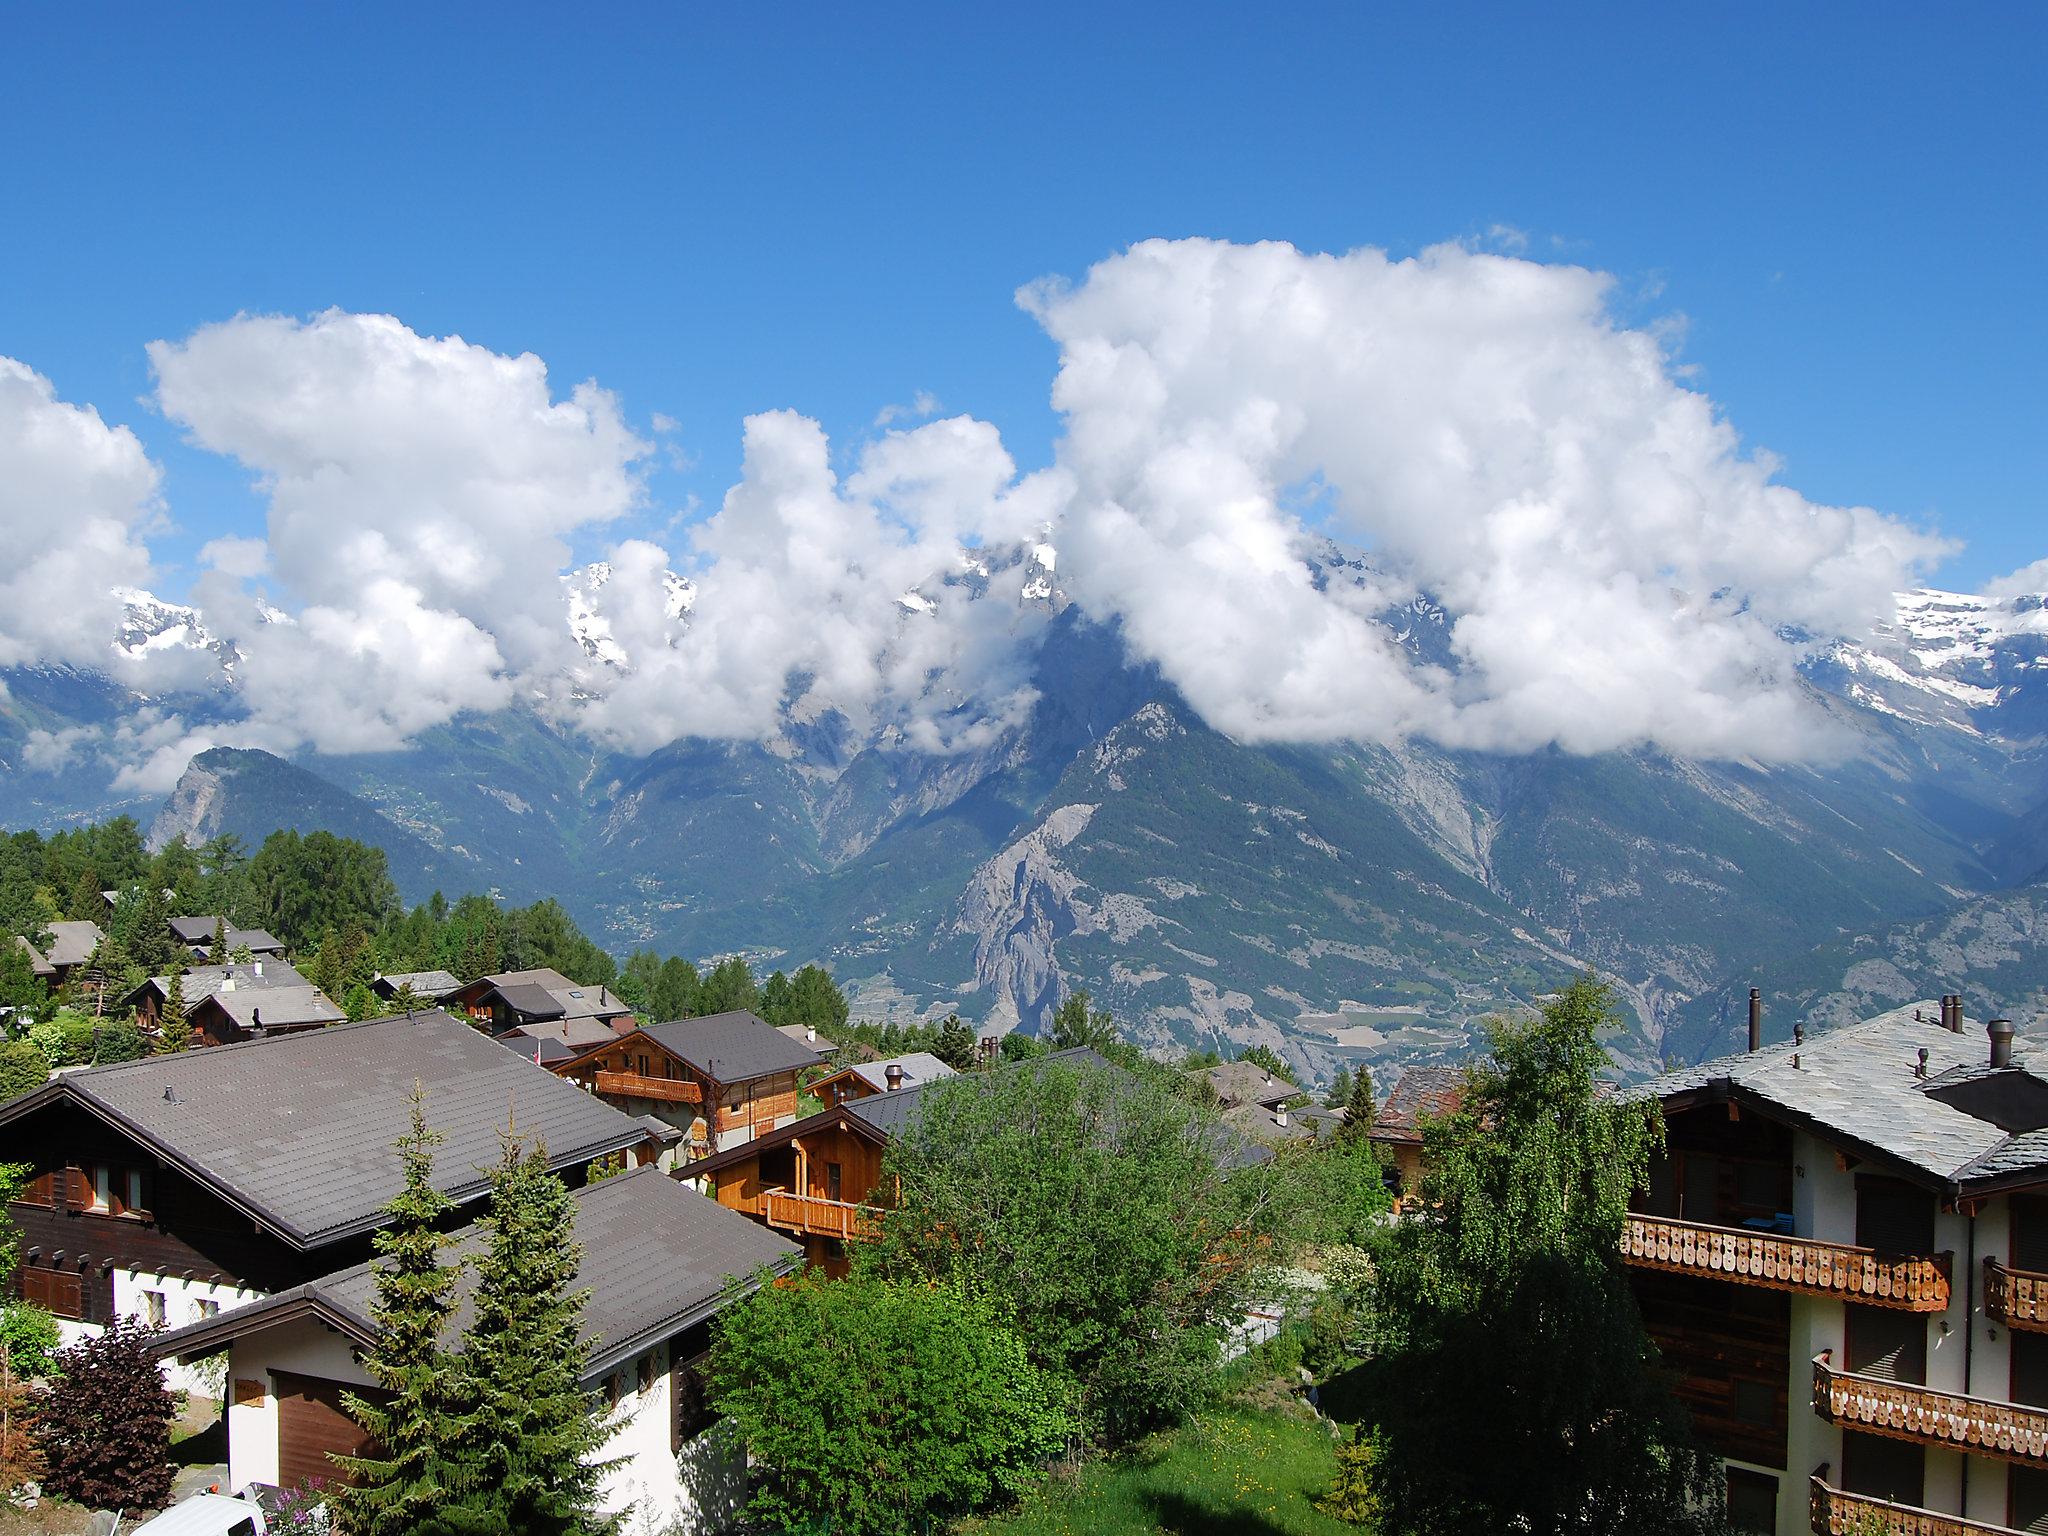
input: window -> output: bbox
[1732,1378,1776,1426]
[21,1264,85,1321]
[637,1354,656,1394]
[1725,1469,1777,1534]
[826,1161,843,1202]
[672,1353,715,1450]
[141,1290,167,1327]
[195,1298,220,1322]
[84,1164,151,1219]
[13,1172,57,1209]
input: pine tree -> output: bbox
[1341,1063,1375,1140]
[1326,1065,1354,1111]
[333,1088,473,1536]
[209,916,227,965]
[441,1131,617,1536]
[156,968,190,1054]
[933,1013,977,1071]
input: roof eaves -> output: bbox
[579,1250,801,1384]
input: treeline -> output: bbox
[0,817,855,1046]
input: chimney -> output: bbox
[1990,1017,2015,1070]
[1794,1022,1805,1046]
[885,1063,905,1092]
[1275,1108,1289,1128]
[254,960,263,978]
[1916,1047,1929,1079]
[220,975,235,993]
[251,1007,263,1033]
[1748,988,1762,1053]
[1951,995,1965,1033]
[806,1025,817,1043]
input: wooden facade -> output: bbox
[703,1114,889,1274]
[556,1029,804,1155]
[0,1100,348,1322]
[1987,1257,2048,1336]
[1633,1268,1791,1469]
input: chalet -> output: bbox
[187,983,348,1046]
[443,967,637,1037]
[0,1009,655,1394]
[11,920,103,986]
[680,1047,1270,1274]
[1198,1059,1298,1113]
[125,959,332,1031]
[170,916,287,960]
[553,1011,826,1161]
[369,969,460,1002]
[1369,1064,1466,1207]
[1624,996,2048,1535]
[808,1051,955,1106]
[152,1166,798,1532]
[777,1021,839,1059]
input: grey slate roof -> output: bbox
[129,960,312,1008]
[777,1022,838,1057]
[846,1052,955,1093]
[40,921,102,969]
[1643,1000,2048,1192]
[461,969,633,1024]
[1199,1059,1297,1110]
[641,1011,825,1084]
[0,1009,652,1248]
[506,1016,624,1052]
[11,936,52,979]
[1374,1066,1469,1144]
[373,970,461,999]
[153,1165,798,1381]
[196,984,348,1033]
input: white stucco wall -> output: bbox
[220,1320,747,1532]
[116,1266,268,1398]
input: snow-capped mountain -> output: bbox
[112,586,240,676]
[562,560,696,669]
[1810,588,2048,738]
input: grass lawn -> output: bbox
[971,1400,1356,1536]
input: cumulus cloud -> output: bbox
[1023,238,1949,756]
[0,357,162,669]
[198,534,270,578]
[150,310,649,678]
[574,411,1058,753]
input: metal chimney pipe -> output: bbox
[1990,1017,2015,1070]
[885,1063,905,1092]
[1748,988,1762,1053]
[1952,995,1965,1034]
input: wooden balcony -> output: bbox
[1813,1352,2048,1467]
[1809,1466,2027,1535]
[593,1071,701,1106]
[764,1190,878,1243]
[1621,1213,1952,1311]
[1985,1257,2048,1335]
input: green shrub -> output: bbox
[0,1041,48,1101]
[0,1302,61,1377]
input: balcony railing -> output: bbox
[592,1071,702,1106]
[1985,1257,2048,1335]
[1809,1465,2027,1536]
[1813,1351,2048,1466]
[1621,1213,1952,1311]
[764,1190,878,1243]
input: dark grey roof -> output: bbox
[373,970,461,999]
[12,936,52,978]
[1642,1001,2047,1190]
[641,1011,824,1084]
[171,917,284,953]
[507,1017,621,1052]
[0,1010,651,1249]
[170,915,226,945]
[153,1166,798,1382]
[496,981,567,1020]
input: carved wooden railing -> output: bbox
[1985,1256,2048,1334]
[764,1190,878,1242]
[1814,1352,2048,1466]
[1622,1213,1952,1311]
[592,1071,702,1106]
[1809,1465,2027,1535]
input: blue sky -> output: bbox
[2,2,2042,590]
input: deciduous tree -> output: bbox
[37,1318,174,1510]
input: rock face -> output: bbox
[148,751,230,851]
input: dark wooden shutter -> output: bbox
[274,1371,375,1490]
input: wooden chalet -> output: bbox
[0,1010,654,1394]
[442,967,637,1037]
[674,1047,1255,1276]
[553,1010,826,1160]
[11,921,103,988]
[806,1050,954,1107]
[1369,1064,1466,1209]
[169,916,287,960]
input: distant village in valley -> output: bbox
[0,819,2039,1536]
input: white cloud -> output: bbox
[198,534,270,578]
[874,388,943,428]
[0,357,162,669]
[150,310,649,679]
[1022,238,1950,757]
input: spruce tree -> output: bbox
[442,1131,617,1536]
[333,1087,473,1536]
[1325,1065,1354,1111]
[1341,1063,1375,1140]
[209,916,227,965]
[156,967,190,1054]
[933,1013,977,1071]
